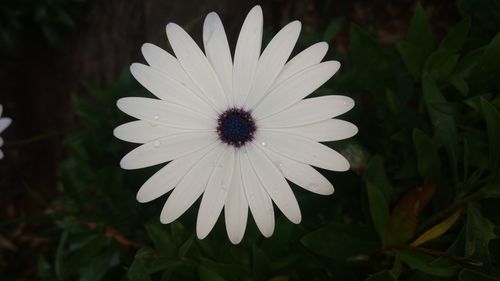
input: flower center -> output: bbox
[217,108,256,147]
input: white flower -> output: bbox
[0,104,12,160]
[114,5,357,244]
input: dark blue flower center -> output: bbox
[217,108,256,147]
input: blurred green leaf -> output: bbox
[422,73,459,183]
[323,18,344,42]
[413,128,441,181]
[366,182,390,244]
[301,223,379,260]
[465,205,496,271]
[440,17,471,52]
[397,250,460,277]
[366,270,396,281]
[126,257,153,281]
[411,208,463,247]
[459,269,500,281]
[468,31,500,90]
[479,98,500,171]
[145,224,175,256]
[198,266,227,281]
[424,49,459,80]
[365,155,393,199]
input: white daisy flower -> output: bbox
[114,5,357,244]
[0,104,12,160]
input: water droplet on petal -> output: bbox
[153,115,160,121]
[149,122,158,127]
[261,141,267,147]
[153,140,161,148]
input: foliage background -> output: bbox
[0,0,499,280]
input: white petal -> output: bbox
[160,145,225,224]
[130,63,216,117]
[273,119,358,142]
[244,21,302,109]
[0,136,3,147]
[0,149,3,160]
[120,132,217,170]
[253,61,341,119]
[240,148,274,237]
[247,143,301,223]
[141,43,199,94]
[203,12,233,105]
[117,97,215,130]
[258,96,355,128]
[0,118,12,133]
[224,151,248,244]
[273,42,329,86]
[257,131,349,171]
[136,144,216,203]
[114,121,187,144]
[0,104,3,116]
[232,5,263,106]
[197,148,235,239]
[258,147,334,195]
[166,23,228,111]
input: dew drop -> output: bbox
[149,122,158,127]
[261,141,267,147]
[153,140,161,148]
[153,115,160,121]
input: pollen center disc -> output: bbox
[217,108,256,147]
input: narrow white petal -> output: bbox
[244,21,302,109]
[136,144,216,202]
[258,96,355,128]
[240,148,274,237]
[258,147,334,195]
[197,148,235,239]
[141,43,199,94]
[232,5,263,106]
[247,143,301,223]
[0,149,3,160]
[119,132,217,170]
[224,151,248,244]
[114,121,187,144]
[253,61,341,119]
[117,97,215,130]
[0,118,12,133]
[273,42,329,86]
[0,104,3,116]
[203,12,233,104]
[273,119,358,142]
[257,131,350,171]
[130,63,216,117]
[0,136,3,147]
[166,23,228,111]
[160,145,225,224]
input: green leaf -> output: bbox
[468,31,500,90]
[440,17,471,52]
[407,4,434,53]
[396,41,427,80]
[459,269,500,281]
[366,270,397,281]
[145,224,175,256]
[323,18,344,42]
[424,49,460,80]
[479,98,500,171]
[198,266,227,281]
[365,155,393,199]
[422,74,459,182]
[301,223,379,260]
[465,205,497,271]
[411,208,463,247]
[126,253,153,281]
[366,182,390,244]
[397,250,460,277]
[413,128,441,181]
